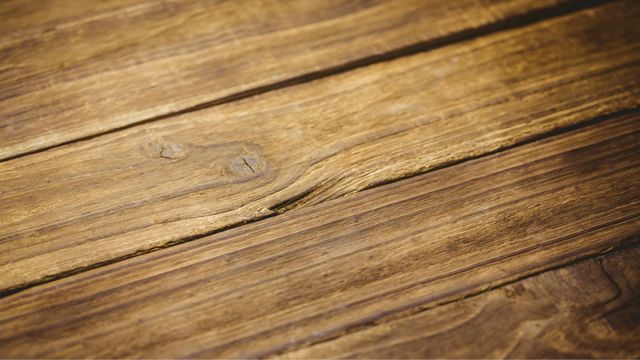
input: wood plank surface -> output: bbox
[1,114,638,358]
[282,245,640,359]
[0,0,573,160]
[0,0,146,37]
[1,0,639,293]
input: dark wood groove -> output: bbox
[280,241,640,358]
[1,113,638,357]
[0,0,613,163]
[0,106,635,300]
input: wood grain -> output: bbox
[1,0,639,293]
[1,113,638,358]
[0,0,572,160]
[282,246,640,359]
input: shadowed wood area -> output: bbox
[282,245,640,359]
[1,0,639,294]
[0,113,638,358]
[0,0,574,160]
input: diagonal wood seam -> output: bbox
[0,0,615,163]
[209,212,640,357]
[1,106,637,300]
[269,239,640,358]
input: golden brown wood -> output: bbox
[0,0,571,160]
[0,113,638,358]
[0,0,145,36]
[1,1,639,293]
[282,246,640,359]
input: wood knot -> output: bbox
[231,156,261,175]
[143,140,188,160]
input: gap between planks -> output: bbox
[0,0,612,163]
[1,112,638,357]
[1,106,637,300]
[279,243,640,358]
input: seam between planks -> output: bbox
[0,0,616,163]
[268,239,640,358]
[201,209,640,357]
[1,106,638,300]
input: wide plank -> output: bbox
[0,114,638,358]
[282,245,640,358]
[1,0,639,293]
[0,0,573,160]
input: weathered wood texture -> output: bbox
[1,1,639,294]
[1,114,638,358]
[0,0,572,160]
[283,246,640,359]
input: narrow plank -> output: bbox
[282,246,640,358]
[1,0,639,293]
[0,0,571,159]
[1,114,638,358]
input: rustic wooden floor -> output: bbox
[1,0,639,358]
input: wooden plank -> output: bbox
[282,246,640,358]
[0,0,145,37]
[0,0,572,160]
[1,114,639,358]
[1,0,639,293]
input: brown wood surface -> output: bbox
[282,245,640,359]
[0,0,572,160]
[1,113,638,358]
[2,1,639,357]
[1,1,639,294]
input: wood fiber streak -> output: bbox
[1,1,639,293]
[0,0,569,159]
[0,115,638,358]
[282,246,640,359]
